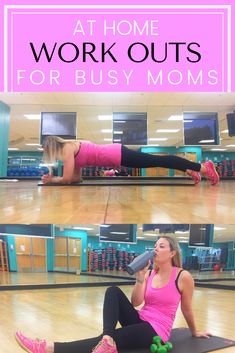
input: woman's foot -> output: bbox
[186,170,201,184]
[92,338,118,353]
[202,160,220,185]
[15,331,47,353]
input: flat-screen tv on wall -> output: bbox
[227,113,235,137]
[188,224,213,247]
[41,112,77,143]
[0,224,54,237]
[183,112,219,145]
[113,113,147,145]
[99,224,136,243]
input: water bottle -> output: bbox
[126,250,156,275]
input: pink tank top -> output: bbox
[138,267,182,343]
[74,142,122,168]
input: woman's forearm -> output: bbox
[182,308,197,335]
[131,279,146,307]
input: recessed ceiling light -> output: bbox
[8,147,19,150]
[101,129,112,133]
[156,129,180,133]
[24,114,41,120]
[226,145,235,147]
[221,130,228,133]
[72,227,94,231]
[148,138,168,141]
[168,115,183,121]
[214,227,226,231]
[98,115,112,120]
[210,148,227,151]
[199,140,215,143]
[104,138,112,142]
[26,143,41,146]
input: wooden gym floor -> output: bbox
[0,285,234,353]
[0,180,234,223]
[0,271,234,289]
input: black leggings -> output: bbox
[121,145,201,172]
[54,286,156,353]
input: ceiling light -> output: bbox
[156,129,180,133]
[8,147,19,151]
[168,115,183,121]
[184,120,193,123]
[210,148,227,151]
[113,139,121,142]
[199,140,215,143]
[178,236,189,239]
[175,231,189,234]
[101,129,112,133]
[214,227,226,231]
[72,227,94,231]
[104,138,112,142]
[26,143,41,146]
[113,131,123,134]
[37,148,43,151]
[110,232,127,235]
[148,138,168,141]
[226,145,235,147]
[98,115,112,120]
[221,130,228,133]
[24,114,41,120]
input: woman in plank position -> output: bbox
[41,136,219,185]
[15,236,211,353]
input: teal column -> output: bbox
[0,101,10,177]
[5,235,17,271]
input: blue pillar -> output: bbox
[0,101,10,177]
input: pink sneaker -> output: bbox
[203,160,220,185]
[190,171,201,185]
[15,331,46,353]
[92,338,118,353]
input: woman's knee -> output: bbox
[105,286,124,298]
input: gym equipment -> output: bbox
[150,336,173,353]
[121,328,235,353]
[126,250,155,275]
[38,176,195,187]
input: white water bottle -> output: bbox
[126,250,155,275]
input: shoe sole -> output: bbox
[15,333,33,353]
[208,161,220,185]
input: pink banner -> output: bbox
[0,1,233,92]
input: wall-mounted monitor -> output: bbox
[0,224,54,237]
[41,112,77,143]
[183,112,219,146]
[99,224,136,243]
[188,224,213,248]
[142,224,189,233]
[226,113,235,137]
[113,113,147,145]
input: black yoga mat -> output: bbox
[122,328,235,353]
[38,176,194,186]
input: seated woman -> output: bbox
[41,136,219,185]
[15,236,211,353]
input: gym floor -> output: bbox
[0,180,234,223]
[0,271,235,287]
[1,285,234,353]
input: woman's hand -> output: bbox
[135,260,151,283]
[192,331,212,338]
[41,174,53,184]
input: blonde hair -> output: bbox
[42,136,69,164]
[155,235,182,268]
